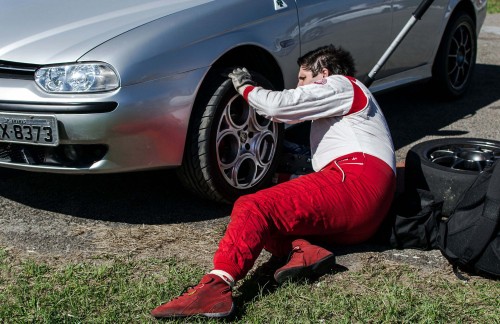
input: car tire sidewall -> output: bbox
[432,12,477,99]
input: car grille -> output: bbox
[0,143,108,168]
[0,61,38,80]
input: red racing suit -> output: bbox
[213,75,396,281]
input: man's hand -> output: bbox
[229,67,256,94]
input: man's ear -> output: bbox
[322,68,330,77]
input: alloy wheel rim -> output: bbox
[216,94,278,189]
[447,22,474,90]
[427,142,500,172]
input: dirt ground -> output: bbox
[1,14,500,279]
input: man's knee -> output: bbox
[231,193,273,230]
[232,193,264,216]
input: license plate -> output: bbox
[0,113,59,146]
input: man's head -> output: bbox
[297,45,356,86]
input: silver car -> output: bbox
[0,0,487,202]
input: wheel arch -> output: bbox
[183,44,285,160]
[453,1,478,26]
[211,45,285,90]
[432,0,478,69]
[184,45,285,160]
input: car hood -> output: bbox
[0,0,213,65]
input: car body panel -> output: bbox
[366,0,486,93]
[380,0,449,77]
[0,68,206,172]
[0,0,486,174]
[296,0,393,81]
[80,1,301,87]
[0,0,215,64]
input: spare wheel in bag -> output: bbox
[404,138,500,216]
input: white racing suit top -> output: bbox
[241,75,396,173]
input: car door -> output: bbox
[295,0,393,80]
[381,0,448,76]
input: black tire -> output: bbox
[404,138,500,216]
[431,11,477,99]
[177,70,284,203]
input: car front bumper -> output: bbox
[0,68,206,173]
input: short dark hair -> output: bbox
[297,45,356,77]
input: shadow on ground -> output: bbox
[378,63,500,150]
[0,168,231,224]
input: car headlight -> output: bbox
[35,62,120,93]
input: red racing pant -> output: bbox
[213,152,396,281]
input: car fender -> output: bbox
[79,0,300,88]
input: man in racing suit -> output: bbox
[151,45,396,319]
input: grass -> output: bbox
[0,250,205,323]
[1,249,499,323]
[489,0,500,13]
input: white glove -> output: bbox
[229,67,256,94]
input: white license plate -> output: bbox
[0,113,59,146]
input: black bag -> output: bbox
[389,189,443,250]
[437,160,500,279]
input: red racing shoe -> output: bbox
[274,239,336,284]
[151,274,234,318]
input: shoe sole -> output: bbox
[202,303,234,318]
[274,254,336,284]
[152,302,234,318]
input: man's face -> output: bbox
[297,66,328,87]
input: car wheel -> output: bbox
[432,11,477,99]
[178,70,284,203]
[404,138,500,216]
